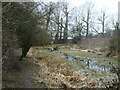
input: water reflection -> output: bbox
[85,59,112,72]
[63,54,115,73]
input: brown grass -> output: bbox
[32,55,95,88]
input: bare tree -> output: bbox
[80,1,94,38]
[63,2,69,43]
[60,18,63,41]
[44,2,55,30]
[53,2,62,43]
[71,16,85,43]
[98,10,108,34]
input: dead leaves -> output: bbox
[33,56,90,88]
[29,47,98,88]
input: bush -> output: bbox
[106,23,120,57]
[33,29,52,46]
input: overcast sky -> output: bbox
[35,0,119,17]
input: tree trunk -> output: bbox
[59,18,63,40]
[63,13,68,43]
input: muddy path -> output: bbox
[2,56,47,88]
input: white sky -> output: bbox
[36,0,119,17]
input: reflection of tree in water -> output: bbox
[86,59,90,68]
